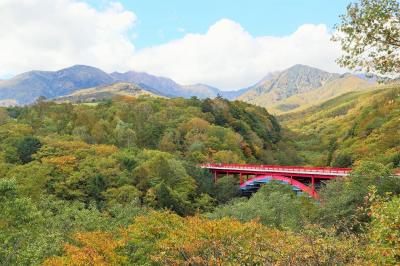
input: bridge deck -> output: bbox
[200,163,351,177]
[201,163,399,199]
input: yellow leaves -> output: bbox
[152,216,263,265]
[42,155,78,173]
[45,140,90,152]
[42,155,77,167]
[0,123,33,138]
[181,117,210,134]
[43,231,126,266]
[38,140,119,172]
[366,193,400,265]
[43,212,366,265]
[213,150,243,164]
[93,144,118,156]
[125,211,184,242]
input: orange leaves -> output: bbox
[113,95,137,103]
[43,231,126,266]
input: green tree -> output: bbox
[209,182,311,230]
[134,150,196,215]
[16,136,42,164]
[333,0,400,76]
[318,161,400,232]
[212,175,240,204]
[0,179,54,265]
[0,108,9,125]
[332,151,353,167]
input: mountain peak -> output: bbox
[288,63,310,69]
[284,64,332,74]
[57,65,107,74]
[237,65,376,113]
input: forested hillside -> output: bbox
[0,96,299,214]
[282,85,400,168]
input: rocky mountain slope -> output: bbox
[238,64,377,114]
[0,65,115,104]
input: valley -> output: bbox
[1,0,400,264]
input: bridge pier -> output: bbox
[311,176,315,197]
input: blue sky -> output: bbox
[2,0,351,89]
[86,0,350,49]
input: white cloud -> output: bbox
[0,0,136,76]
[131,19,344,90]
[0,1,344,90]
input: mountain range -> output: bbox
[0,65,241,105]
[0,64,379,112]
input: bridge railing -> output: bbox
[200,163,352,174]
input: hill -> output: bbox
[56,82,160,103]
[281,85,400,167]
[237,64,377,114]
[110,70,183,97]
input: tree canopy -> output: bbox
[333,0,400,77]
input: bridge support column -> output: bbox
[311,177,315,197]
[240,173,243,185]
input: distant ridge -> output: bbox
[0,64,379,106]
[0,65,114,104]
[237,64,378,114]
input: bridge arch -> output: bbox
[240,175,318,199]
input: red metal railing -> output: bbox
[200,163,352,175]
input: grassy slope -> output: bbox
[56,82,160,103]
[281,85,400,167]
[238,75,377,115]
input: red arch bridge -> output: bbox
[200,163,353,199]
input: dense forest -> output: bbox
[282,86,400,168]
[0,91,399,265]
